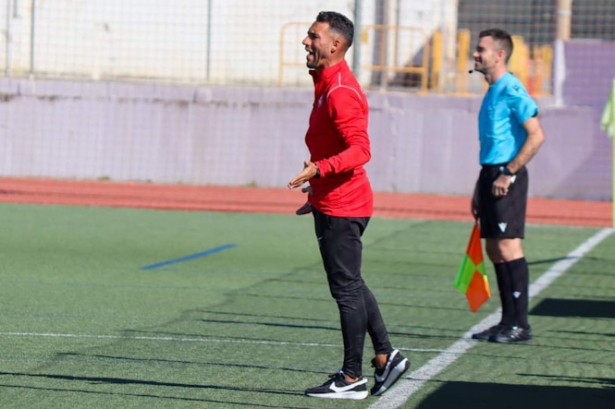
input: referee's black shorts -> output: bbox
[478,165,528,239]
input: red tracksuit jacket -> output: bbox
[306,60,373,217]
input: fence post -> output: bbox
[554,0,573,106]
[379,0,391,91]
[206,0,212,82]
[5,0,11,75]
[29,0,36,76]
[352,0,362,78]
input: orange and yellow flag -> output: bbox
[453,223,491,312]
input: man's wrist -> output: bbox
[499,166,514,176]
[314,163,321,178]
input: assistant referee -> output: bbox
[469,28,546,343]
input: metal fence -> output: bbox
[0,1,612,202]
[1,0,614,97]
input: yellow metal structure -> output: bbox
[279,22,430,92]
[531,44,553,96]
[510,35,530,89]
[455,29,471,95]
[280,23,552,97]
[360,24,430,92]
[431,30,442,92]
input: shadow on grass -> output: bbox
[527,256,575,266]
[197,318,338,332]
[239,292,469,312]
[552,329,615,338]
[519,373,615,387]
[0,383,311,408]
[530,298,615,319]
[0,372,308,408]
[416,380,614,409]
[56,352,328,375]
[194,318,458,341]
[0,371,301,396]
[197,309,472,334]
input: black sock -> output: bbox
[506,258,530,329]
[494,262,515,326]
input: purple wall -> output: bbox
[563,40,615,109]
[0,78,611,201]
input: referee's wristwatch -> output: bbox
[499,166,514,176]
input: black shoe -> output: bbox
[305,371,368,400]
[489,326,532,343]
[370,349,410,396]
[471,324,507,340]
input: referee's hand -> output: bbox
[471,200,480,220]
[471,182,480,220]
[470,180,480,220]
[492,174,512,197]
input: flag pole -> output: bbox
[602,78,615,227]
[611,78,615,228]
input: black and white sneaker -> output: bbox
[305,371,368,400]
[370,349,410,396]
[489,326,532,344]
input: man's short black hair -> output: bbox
[316,11,354,48]
[479,28,513,63]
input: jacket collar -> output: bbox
[309,59,349,83]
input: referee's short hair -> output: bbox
[316,11,354,49]
[479,28,513,63]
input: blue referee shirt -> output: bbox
[478,72,539,165]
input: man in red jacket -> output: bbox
[288,11,410,400]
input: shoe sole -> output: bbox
[472,328,505,341]
[306,391,368,400]
[371,358,410,396]
[488,337,532,344]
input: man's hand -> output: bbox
[288,161,319,189]
[471,180,480,220]
[492,174,512,197]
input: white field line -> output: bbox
[370,227,614,409]
[0,331,445,354]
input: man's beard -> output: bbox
[306,56,318,69]
[474,63,487,74]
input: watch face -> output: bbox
[499,166,512,176]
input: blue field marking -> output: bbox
[140,244,237,270]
